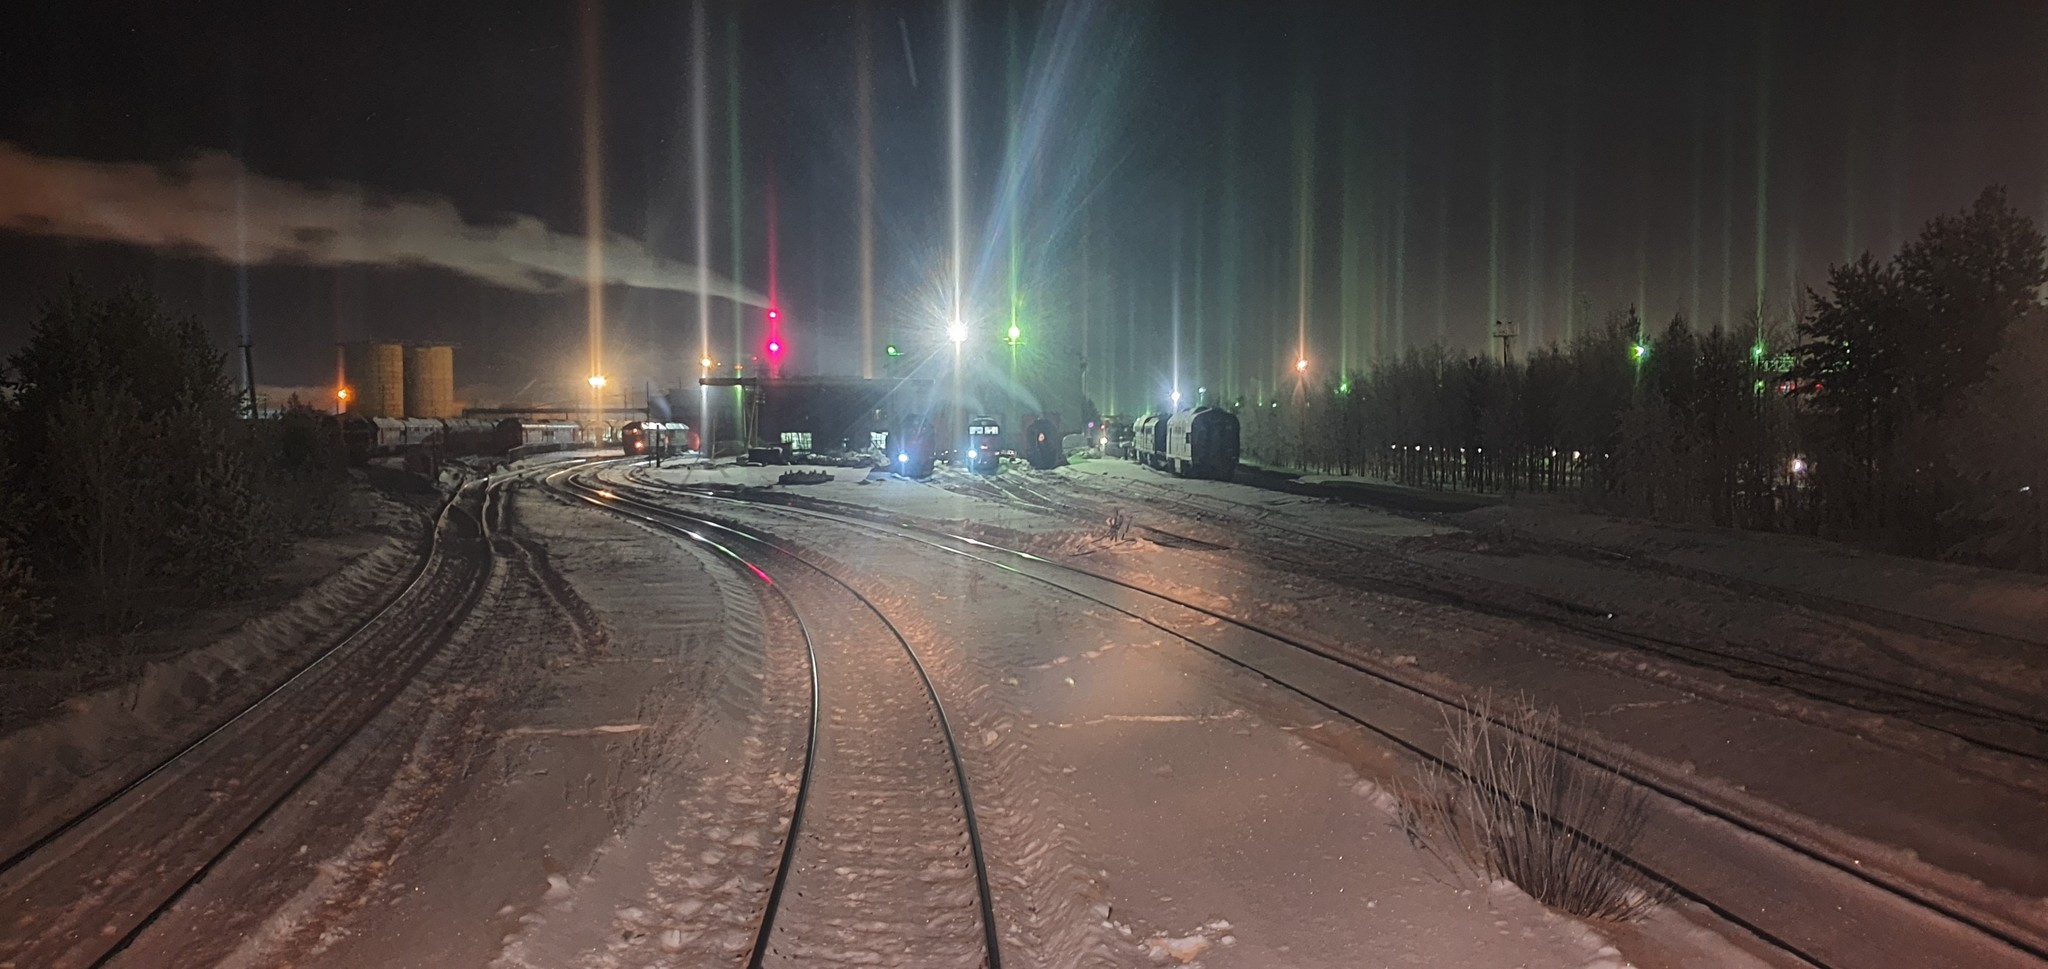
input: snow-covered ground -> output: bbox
[0,481,424,865]
[650,455,2046,963]
[635,459,1077,534]
[102,469,793,968]
[1065,458,2048,728]
[1078,457,2048,652]
[1460,499,2048,646]
[1047,459,2048,948]
[30,450,2037,967]
[602,474,1792,969]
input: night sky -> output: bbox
[4,0,2046,416]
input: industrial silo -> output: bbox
[343,341,406,418]
[404,344,457,418]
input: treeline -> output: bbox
[0,286,352,659]
[1241,187,2048,570]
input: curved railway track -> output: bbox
[545,465,1002,969]
[996,468,2048,765]
[612,466,2048,969]
[0,477,504,969]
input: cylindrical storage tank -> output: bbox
[403,344,457,418]
[343,342,406,418]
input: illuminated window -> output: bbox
[870,431,888,450]
[779,431,812,451]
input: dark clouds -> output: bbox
[3,0,2046,408]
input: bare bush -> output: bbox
[1402,694,1671,922]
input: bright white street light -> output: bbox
[1295,357,1309,373]
[948,320,968,345]
[1170,390,1182,405]
[588,374,608,389]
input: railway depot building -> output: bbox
[679,375,937,457]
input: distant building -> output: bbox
[340,341,458,418]
[341,342,405,417]
[675,375,936,455]
[403,344,457,418]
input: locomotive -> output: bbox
[966,415,1003,474]
[1096,416,1135,458]
[891,413,938,478]
[1131,413,1168,468]
[621,421,693,460]
[1022,417,1061,470]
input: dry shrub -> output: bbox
[1402,694,1671,922]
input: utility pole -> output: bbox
[240,339,258,419]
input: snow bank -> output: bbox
[637,461,871,490]
[0,524,421,862]
[1461,503,2048,646]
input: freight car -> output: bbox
[496,419,584,456]
[1022,417,1061,470]
[1164,406,1240,480]
[439,418,503,455]
[341,415,546,463]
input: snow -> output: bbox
[111,471,794,969]
[637,460,1080,535]
[675,491,1635,969]
[633,458,871,489]
[1463,500,2048,647]
[1045,459,2048,959]
[0,484,423,865]
[49,450,2037,967]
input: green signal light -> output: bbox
[1007,324,1022,343]
[1632,343,1650,361]
[885,344,901,357]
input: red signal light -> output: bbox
[766,308,779,321]
[767,339,783,356]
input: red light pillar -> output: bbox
[765,308,784,379]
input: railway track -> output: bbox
[944,469,1227,550]
[0,477,502,969]
[1039,470,2048,767]
[545,466,1002,969]
[1109,466,2048,650]
[611,468,2048,969]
